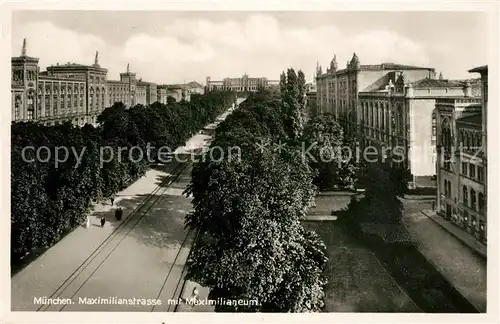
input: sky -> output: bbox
[11,11,489,84]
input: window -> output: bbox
[431,113,437,145]
[469,164,476,179]
[53,96,58,115]
[45,95,50,117]
[471,189,477,210]
[478,193,485,213]
[444,180,449,197]
[478,166,484,183]
[463,186,468,206]
[462,162,468,175]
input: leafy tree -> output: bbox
[167,96,177,105]
[353,162,404,224]
[184,91,327,312]
[11,90,237,265]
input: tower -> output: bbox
[11,38,39,121]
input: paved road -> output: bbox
[11,103,243,312]
[403,211,487,312]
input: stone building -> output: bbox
[11,40,163,125]
[435,66,487,244]
[357,74,481,187]
[12,39,106,126]
[205,74,279,92]
[316,53,436,138]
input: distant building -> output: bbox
[316,53,436,139]
[315,53,484,186]
[157,87,168,105]
[205,74,279,92]
[358,74,481,187]
[157,81,205,103]
[435,65,487,244]
[12,39,107,126]
[305,79,318,119]
[11,39,166,125]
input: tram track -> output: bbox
[38,158,189,311]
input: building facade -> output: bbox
[206,74,279,92]
[12,40,106,126]
[316,53,436,138]
[12,39,163,125]
[435,66,487,244]
[358,75,480,186]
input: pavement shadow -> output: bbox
[155,166,192,190]
[91,192,192,249]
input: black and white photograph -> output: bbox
[2,2,498,323]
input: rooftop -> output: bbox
[377,63,434,71]
[187,81,203,88]
[456,113,482,126]
[469,65,488,73]
[411,78,463,88]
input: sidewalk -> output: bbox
[11,162,179,310]
[11,107,239,311]
[421,210,486,258]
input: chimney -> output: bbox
[464,81,472,97]
[406,83,414,98]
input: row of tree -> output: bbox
[184,71,329,312]
[11,91,237,264]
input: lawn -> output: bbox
[303,221,420,312]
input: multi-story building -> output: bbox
[316,53,436,138]
[12,39,163,125]
[206,74,279,92]
[357,73,481,186]
[12,39,106,126]
[435,65,487,244]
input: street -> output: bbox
[10,104,242,311]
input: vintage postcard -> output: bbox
[2,1,498,324]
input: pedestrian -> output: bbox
[100,217,106,227]
[110,197,114,206]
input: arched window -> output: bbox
[441,119,452,151]
[381,104,385,131]
[463,186,469,206]
[90,87,94,106]
[471,189,477,210]
[398,105,404,136]
[478,193,485,212]
[26,90,35,120]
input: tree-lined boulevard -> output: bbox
[11,70,486,313]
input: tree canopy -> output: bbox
[184,89,327,312]
[11,90,236,264]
